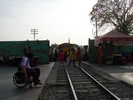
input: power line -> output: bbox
[0,2,31,29]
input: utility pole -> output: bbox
[95,16,98,37]
[94,0,100,37]
[31,29,38,41]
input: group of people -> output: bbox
[1,44,102,86]
[58,47,82,67]
[96,43,129,66]
[0,53,15,66]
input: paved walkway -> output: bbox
[1,62,133,100]
[0,62,55,100]
[82,62,133,85]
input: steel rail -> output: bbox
[64,65,78,100]
[76,64,121,100]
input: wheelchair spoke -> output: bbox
[13,71,27,88]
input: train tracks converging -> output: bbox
[65,64,120,100]
[38,62,133,100]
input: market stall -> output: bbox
[99,30,133,64]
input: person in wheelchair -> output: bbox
[19,52,43,85]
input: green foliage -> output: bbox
[51,43,58,49]
[90,0,133,34]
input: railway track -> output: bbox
[38,62,133,100]
[81,62,133,99]
[65,63,120,100]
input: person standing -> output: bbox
[54,48,58,61]
[76,47,82,67]
[70,48,77,67]
[23,48,28,56]
[27,46,33,54]
[96,43,103,66]
[9,53,15,66]
[58,49,64,65]
[0,53,5,66]
[27,46,34,67]
[67,49,71,65]
[66,53,71,67]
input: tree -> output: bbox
[50,43,58,55]
[51,43,58,49]
[90,0,133,35]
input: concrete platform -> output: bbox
[0,62,55,100]
[1,61,133,100]
[82,62,133,85]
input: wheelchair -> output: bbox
[13,71,33,88]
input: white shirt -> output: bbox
[20,57,31,69]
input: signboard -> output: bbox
[94,36,100,46]
[113,41,132,45]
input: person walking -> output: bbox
[66,49,71,66]
[76,47,82,67]
[66,53,71,67]
[70,48,77,67]
[58,49,64,65]
[96,43,103,67]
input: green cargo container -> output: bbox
[0,40,49,64]
[88,39,97,63]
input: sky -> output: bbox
[0,0,98,46]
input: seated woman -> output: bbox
[19,52,42,85]
[0,53,5,65]
[9,53,15,66]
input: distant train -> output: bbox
[58,43,73,53]
[51,43,88,61]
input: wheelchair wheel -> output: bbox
[13,71,27,88]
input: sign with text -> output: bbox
[113,41,132,45]
[94,36,100,46]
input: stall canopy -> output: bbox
[100,30,133,43]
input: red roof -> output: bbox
[100,30,133,42]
